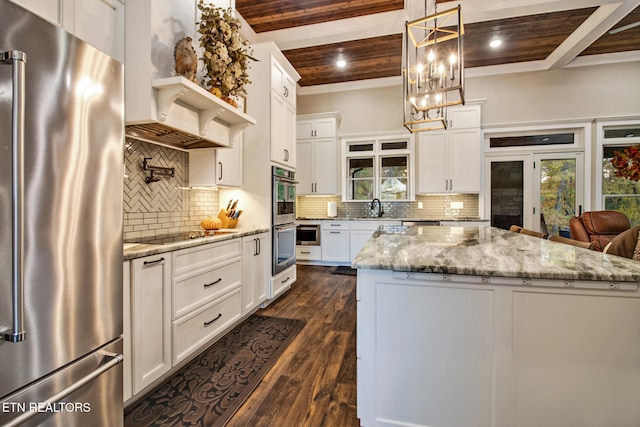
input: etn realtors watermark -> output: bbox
[2,401,91,414]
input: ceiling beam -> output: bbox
[546,0,640,69]
[249,9,407,50]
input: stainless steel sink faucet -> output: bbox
[370,198,383,217]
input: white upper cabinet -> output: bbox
[296,117,336,139]
[271,59,296,108]
[188,144,243,188]
[73,0,125,62]
[10,0,64,26]
[417,104,482,194]
[269,57,297,167]
[297,112,341,195]
[10,0,124,62]
[247,42,300,169]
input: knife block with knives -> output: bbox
[218,199,241,228]
[218,209,239,228]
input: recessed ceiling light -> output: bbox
[489,38,502,48]
[336,59,347,68]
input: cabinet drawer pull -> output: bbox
[204,313,222,327]
[330,231,341,234]
[281,276,291,284]
[301,251,311,254]
[143,257,165,266]
[204,278,222,288]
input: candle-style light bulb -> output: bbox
[415,62,424,88]
[449,53,456,80]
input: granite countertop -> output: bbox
[123,228,269,260]
[296,217,489,222]
[351,225,640,283]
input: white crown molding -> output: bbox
[297,76,402,95]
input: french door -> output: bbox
[485,152,584,235]
[533,153,584,235]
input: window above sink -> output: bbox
[342,134,415,202]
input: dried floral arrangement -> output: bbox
[611,145,640,181]
[196,1,254,100]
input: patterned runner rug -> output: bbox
[124,314,305,427]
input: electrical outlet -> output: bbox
[450,201,464,209]
[417,202,423,209]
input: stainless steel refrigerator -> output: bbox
[0,1,124,426]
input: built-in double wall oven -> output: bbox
[272,166,296,275]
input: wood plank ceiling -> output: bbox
[236,1,640,88]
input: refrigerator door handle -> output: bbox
[4,352,124,427]
[1,50,27,343]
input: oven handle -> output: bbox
[275,223,297,232]
[274,176,299,185]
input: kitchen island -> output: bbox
[352,225,640,427]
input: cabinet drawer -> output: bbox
[173,258,242,319]
[350,220,401,232]
[173,239,242,277]
[321,221,350,230]
[296,245,322,260]
[271,266,296,299]
[172,288,242,364]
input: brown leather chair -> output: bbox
[568,211,631,251]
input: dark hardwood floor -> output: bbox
[226,265,360,427]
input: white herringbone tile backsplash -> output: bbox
[123,139,219,241]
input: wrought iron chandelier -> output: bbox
[403,1,465,132]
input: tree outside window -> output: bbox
[603,144,640,226]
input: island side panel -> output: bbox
[512,291,640,427]
[356,269,495,427]
[356,268,640,427]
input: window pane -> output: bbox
[381,156,407,177]
[604,196,640,227]
[381,178,407,199]
[540,159,576,235]
[490,161,523,230]
[604,128,640,139]
[349,143,374,152]
[602,143,640,226]
[349,157,374,178]
[380,156,408,200]
[350,180,374,200]
[381,141,408,150]
[490,133,574,148]
[603,145,640,194]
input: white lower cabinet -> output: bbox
[321,221,350,262]
[127,236,260,401]
[295,220,401,264]
[171,240,243,365]
[173,258,242,319]
[296,245,322,260]
[242,233,269,314]
[122,260,132,402]
[172,288,242,364]
[130,252,172,395]
[271,265,296,299]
